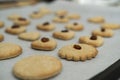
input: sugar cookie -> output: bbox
[92,28,114,37]
[8,14,21,20]
[55,10,68,16]
[37,22,55,31]
[53,30,75,40]
[14,17,30,26]
[53,16,69,23]
[18,32,40,41]
[0,21,4,28]
[58,44,98,61]
[65,22,84,31]
[0,34,4,42]
[79,35,104,47]
[40,7,51,15]
[5,24,26,35]
[0,42,22,60]
[31,37,57,50]
[88,16,105,23]
[67,13,80,19]
[30,11,44,19]
[13,55,62,80]
[101,23,120,29]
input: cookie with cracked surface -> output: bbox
[31,37,57,50]
[0,42,22,60]
[58,44,98,61]
[79,35,104,47]
[13,55,62,80]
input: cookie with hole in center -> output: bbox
[65,22,84,31]
[79,35,104,47]
[13,55,62,80]
[88,16,105,23]
[92,28,114,37]
[0,42,22,60]
[37,22,55,31]
[53,30,75,40]
[31,37,57,50]
[5,24,26,35]
[18,32,40,41]
[58,44,98,61]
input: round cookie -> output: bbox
[88,16,105,23]
[31,37,57,50]
[53,30,75,40]
[14,17,30,26]
[8,14,21,20]
[55,10,68,16]
[37,22,55,31]
[0,42,22,60]
[79,35,104,47]
[67,13,80,19]
[13,55,62,80]
[5,24,26,35]
[40,7,52,15]
[101,23,120,29]
[30,11,44,19]
[65,22,84,31]
[58,44,98,61]
[92,28,114,37]
[53,16,69,23]
[0,34,4,42]
[0,21,4,28]
[18,32,40,41]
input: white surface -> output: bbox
[0,1,120,80]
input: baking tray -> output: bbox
[0,1,120,80]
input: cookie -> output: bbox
[13,55,62,80]
[53,30,75,40]
[92,28,114,37]
[18,32,40,41]
[0,42,22,60]
[14,17,30,26]
[30,11,44,19]
[79,35,104,47]
[65,22,84,31]
[55,10,68,16]
[101,23,120,29]
[37,22,55,31]
[67,13,80,19]
[31,37,57,50]
[53,16,69,23]
[0,34,4,42]
[58,44,98,61]
[5,24,26,35]
[8,14,21,20]
[40,7,51,15]
[0,21,4,28]
[88,16,105,23]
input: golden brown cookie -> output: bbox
[0,42,22,60]
[65,22,84,31]
[101,23,120,29]
[40,7,52,15]
[37,22,55,31]
[13,55,62,80]
[88,16,105,23]
[31,37,57,50]
[8,14,21,21]
[18,32,40,41]
[30,11,44,19]
[92,28,114,37]
[14,17,30,26]
[5,24,26,35]
[0,34,4,42]
[67,13,80,19]
[0,21,4,28]
[79,35,104,47]
[55,10,68,16]
[58,44,98,61]
[53,16,69,23]
[53,30,75,40]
